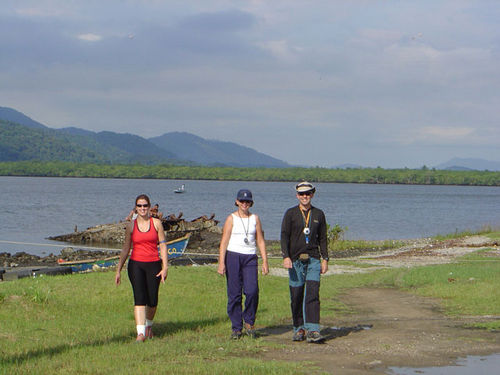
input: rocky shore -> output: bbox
[0,247,121,269]
[47,213,223,251]
[0,213,225,274]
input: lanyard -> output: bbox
[238,213,250,245]
[300,208,311,229]
[300,208,311,243]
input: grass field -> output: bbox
[1,244,499,374]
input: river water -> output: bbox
[0,176,499,256]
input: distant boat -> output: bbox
[58,234,191,272]
[174,184,185,193]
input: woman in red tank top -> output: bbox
[115,194,168,342]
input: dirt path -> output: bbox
[261,288,500,374]
[261,236,500,374]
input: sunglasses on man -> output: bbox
[298,191,312,196]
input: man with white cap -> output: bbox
[280,181,328,343]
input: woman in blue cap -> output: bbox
[218,189,269,339]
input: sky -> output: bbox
[1,0,499,168]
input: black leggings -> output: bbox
[128,259,162,307]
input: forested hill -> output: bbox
[0,106,47,129]
[149,132,289,168]
[58,128,178,162]
[0,120,136,163]
[0,106,290,167]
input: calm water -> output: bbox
[387,354,500,374]
[0,176,499,256]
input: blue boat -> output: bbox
[58,256,120,273]
[165,234,190,259]
[59,234,190,272]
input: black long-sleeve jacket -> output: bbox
[280,205,328,262]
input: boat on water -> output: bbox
[174,184,185,193]
[58,234,190,272]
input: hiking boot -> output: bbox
[244,324,257,339]
[145,326,154,339]
[135,333,146,343]
[306,331,324,343]
[230,331,242,340]
[292,329,306,342]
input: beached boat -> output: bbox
[57,234,191,272]
[58,255,120,273]
[174,184,185,193]
[165,234,190,258]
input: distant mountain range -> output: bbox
[1,106,498,170]
[434,158,500,172]
[0,106,289,167]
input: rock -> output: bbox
[61,247,75,256]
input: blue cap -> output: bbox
[236,189,253,202]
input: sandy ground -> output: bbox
[261,236,500,374]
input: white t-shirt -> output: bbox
[227,213,257,255]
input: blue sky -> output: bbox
[1,1,499,167]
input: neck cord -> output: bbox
[300,208,311,229]
[300,207,311,244]
[237,212,250,244]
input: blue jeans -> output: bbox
[288,257,321,332]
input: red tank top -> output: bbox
[130,217,160,262]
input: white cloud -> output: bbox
[1,0,500,167]
[77,33,102,42]
[256,40,302,62]
[419,126,474,140]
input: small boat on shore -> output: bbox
[58,255,120,273]
[174,184,185,193]
[165,234,190,258]
[57,234,191,272]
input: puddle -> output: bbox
[387,353,500,375]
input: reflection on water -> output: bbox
[387,354,500,375]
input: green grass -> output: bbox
[324,250,500,330]
[1,250,500,374]
[486,231,500,241]
[0,266,307,375]
[433,225,499,240]
[266,238,405,256]
[330,239,404,252]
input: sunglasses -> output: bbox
[136,204,150,208]
[298,192,312,196]
[239,200,252,204]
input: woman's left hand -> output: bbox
[157,267,168,283]
[261,262,269,275]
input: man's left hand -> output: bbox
[320,259,328,274]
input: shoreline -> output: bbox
[2,234,498,270]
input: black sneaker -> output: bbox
[292,329,306,342]
[306,331,324,343]
[231,331,242,340]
